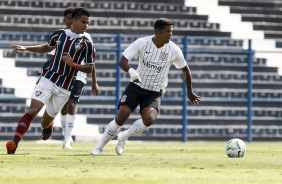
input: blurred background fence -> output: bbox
[0,0,282,142]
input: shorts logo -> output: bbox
[35,91,42,97]
[120,95,127,103]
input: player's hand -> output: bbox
[10,45,26,54]
[128,68,142,83]
[92,82,99,96]
[62,52,74,67]
[188,92,201,105]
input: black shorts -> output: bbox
[118,82,162,114]
[69,80,85,103]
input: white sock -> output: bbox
[120,119,148,140]
[64,114,75,144]
[61,115,66,135]
[95,119,120,150]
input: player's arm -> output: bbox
[62,52,93,74]
[91,64,99,96]
[181,65,201,105]
[119,55,141,83]
[11,44,55,54]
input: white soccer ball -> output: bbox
[226,138,246,158]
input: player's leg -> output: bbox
[41,83,70,141]
[6,99,45,154]
[90,83,138,155]
[118,107,158,140]
[6,78,52,154]
[63,99,76,149]
[115,89,161,155]
[90,106,131,155]
[63,80,84,149]
[60,103,67,136]
[41,110,55,140]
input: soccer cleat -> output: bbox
[90,148,103,155]
[62,143,73,149]
[41,128,53,140]
[6,141,17,154]
[70,136,74,145]
[41,121,54,140]
[115,131,127,155]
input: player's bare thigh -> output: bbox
[115,105,132,126]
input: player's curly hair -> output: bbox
[72,7,91,19]
[154,18,173,30]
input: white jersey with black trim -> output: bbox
[122,35,187,92]
[47,32,93,84]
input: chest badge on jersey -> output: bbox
[159,52,168,61]
[56,40,61,45]
[75,43,82,50]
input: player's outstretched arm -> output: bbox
[10,44,55,54]
[181,65,201,105]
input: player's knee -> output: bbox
[67,100,76,110]
[115,116,127,126]
[27,107,41,117]
[142,115,156,126]
[141,108,158,126]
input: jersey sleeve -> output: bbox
[122,38,142,61]
[172,45,187,69]
[84,36,96,65]
[48,29,64,47]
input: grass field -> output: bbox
[0,140,281,184]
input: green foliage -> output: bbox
[0,141,282,184]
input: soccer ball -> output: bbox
[226,138,246,158]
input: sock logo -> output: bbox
[18,122,26,127]
[107,130,115,136]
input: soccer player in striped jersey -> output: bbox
[90,18,201,155]
[6,7,97,154]
[43,7,99,149]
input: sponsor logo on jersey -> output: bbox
[142,60,162,73]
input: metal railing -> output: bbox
[1,31,282,142]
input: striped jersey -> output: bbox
[41,29,95,91]
[123,35,187,92]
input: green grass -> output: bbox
[0,141,282,184]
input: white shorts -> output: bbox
[31,77,71,118]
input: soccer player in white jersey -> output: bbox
[6,7,97,154]
[44,7,99,149]
[90,18,201,155]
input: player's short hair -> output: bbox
[72,7,91,19]
[154,18,173,30]
[64,7,74,17]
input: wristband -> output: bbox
[72,62,78,69]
